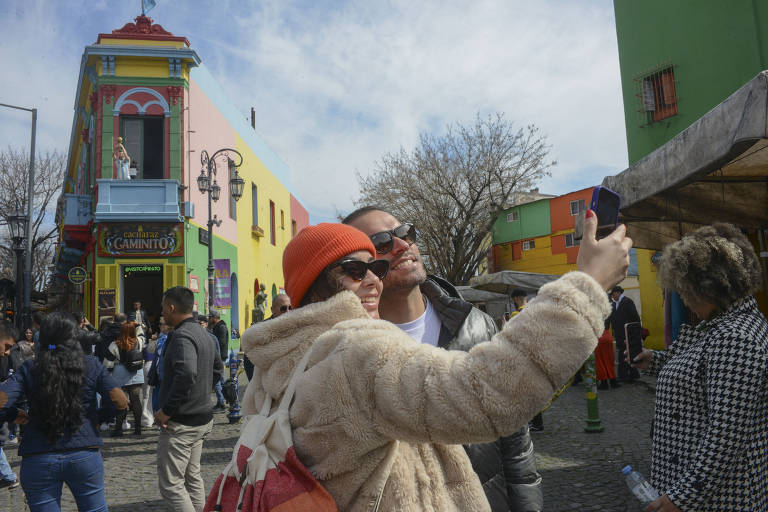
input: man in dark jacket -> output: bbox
[609,285,641,383]
[207,309,229,363]
[155,286,223,512]
[345,207,543,512]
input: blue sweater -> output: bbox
[0,356,125,457]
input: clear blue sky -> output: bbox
[0,0,628,223]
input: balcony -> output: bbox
[94,179,182,223]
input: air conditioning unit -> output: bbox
[183,201,195,218]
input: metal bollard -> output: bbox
[227,349,243,424]
[583,353,604,433]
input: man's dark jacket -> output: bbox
[609,295,641,342]
[422,276,543,512]
[127,308,150,333]
[210,319,229,363]
[158,317,223,426]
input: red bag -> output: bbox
[204,349,337,512]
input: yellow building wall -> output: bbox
[98,38,187,49]
[234,132,294,330]
[637,249,665,350]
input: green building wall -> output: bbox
[492,199,551,244]
[614,0,768,163]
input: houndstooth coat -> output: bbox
[647,296,768,511]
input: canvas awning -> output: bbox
[455,286,509,303]
[602,71,768,250]
[469,270,561,295]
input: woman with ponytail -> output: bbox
[0,312,128,512]
[103,321,144,436]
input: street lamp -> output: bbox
[8,206,28,329]
[0,102,36,329]
[197,148,244,315]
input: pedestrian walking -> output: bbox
[197,314,227,412]
[609,285,641,382]
[595,318,620,390]
[0,321,19,490]
[104,322,145,436]
[0,312,129,511]
[155,286,223,512]
[238,215,629,511]
[633,223,768,511]
[345,208,543,510]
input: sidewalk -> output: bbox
[534,375,657,511]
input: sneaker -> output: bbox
[122,420,131,430]
[5,436,17,446]
[0,479,18,490]
[99,423,110,432]
[212,403,227,413]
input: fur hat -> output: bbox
[283,223,376,306]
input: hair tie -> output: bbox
[48,345,56,350]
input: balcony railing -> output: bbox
[94,179,182,223]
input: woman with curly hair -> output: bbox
[0,312,128,511]
[634,223,768,512]
[104,321,144,436]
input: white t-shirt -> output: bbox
[395,297,443,346]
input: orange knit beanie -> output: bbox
[283,223,376,306]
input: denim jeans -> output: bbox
[214,375,226,406]
[20,449,107,512]
[0,445,16,482]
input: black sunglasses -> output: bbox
[279,305,293,312]
[327,259,390,281]
[369,223,417,254]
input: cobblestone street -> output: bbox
[0,377,656,511]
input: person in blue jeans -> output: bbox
[0,321,19,489]
[197,315,227,411]
[0,312,129,512]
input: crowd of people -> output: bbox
[0,209,764,512]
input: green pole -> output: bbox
[583,353,604,433]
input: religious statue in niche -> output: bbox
[253,284,268,323]
[114,137,131,180]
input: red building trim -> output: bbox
[97,15,190,46]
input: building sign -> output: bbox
[98,223,183,257]
[213,259,231,309]
[123,264,162,277]
[68,266,88,285]
[199,226,210,246]
[98,289,116,319]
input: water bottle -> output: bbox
[622,465,660,507]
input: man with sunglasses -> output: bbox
[344,206,543,512]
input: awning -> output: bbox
[455,286,509,303]
[469,270,561,295]
[602,71,768,250]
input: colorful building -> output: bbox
[613,0,768,319]
[53,15,308,350]
[489,187,666,349]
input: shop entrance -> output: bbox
[121,264,164,331]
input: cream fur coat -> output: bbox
[241,271,610,511]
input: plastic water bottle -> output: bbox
[622,465,660,507]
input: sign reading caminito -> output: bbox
[98,223,184,257]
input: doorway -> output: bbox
[121,264,164,331]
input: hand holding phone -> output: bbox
[574,186,621,241]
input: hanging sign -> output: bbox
[98,223,183,257]
[213,259,231,309]
[68,266,88,285]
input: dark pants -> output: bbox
[616,341,639,381]
[116,384,142,431]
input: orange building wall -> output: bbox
[550,187,593,233]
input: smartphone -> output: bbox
[590,186,621,240]
[624,322,644,364]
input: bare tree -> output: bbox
[356,113,555,285]
[0,147,66,291]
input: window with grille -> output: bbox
[506,211,519,222]
[522,240,535,251]
[565,233,580,247]
[569,199,585,216]
[635,64,678,126]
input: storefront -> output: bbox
[93,222,185,329]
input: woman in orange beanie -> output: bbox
[237,215,631,511]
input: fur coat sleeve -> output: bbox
[277,271,610,446]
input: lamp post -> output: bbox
[0,103,36,329]
[8,207,28,330]
[196,148,245,314]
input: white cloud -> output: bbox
[0,0,627,222]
